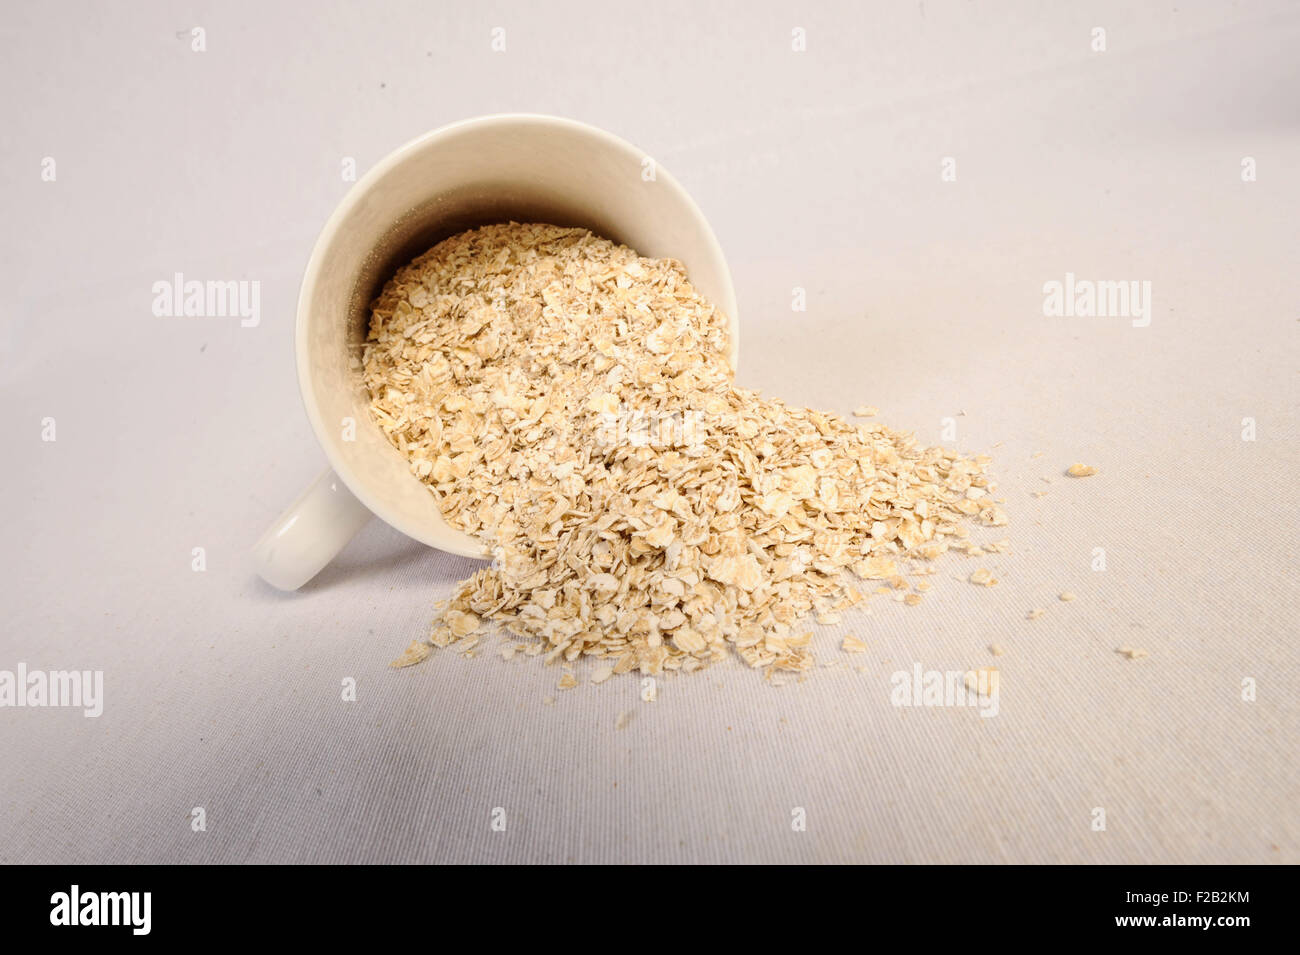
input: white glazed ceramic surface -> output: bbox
[253,114,738,590]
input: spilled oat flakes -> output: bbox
[364,223,1003,677]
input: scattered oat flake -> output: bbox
[969,568,998,587]
[841,635,868,653]
[853,405,878,417]
[615,711,633,730]
[1026,608,1045,620]
[389,640,432,668]
[557,672,578,690]
[989,643,1004,656]
[1058,592,1076,602]
[589,665,614,684]
[1066,463,1098,478]
[964,667,1000,695]
[904,593,922,606]
[1117,647,1149,660]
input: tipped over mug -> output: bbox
[253,114,738,591]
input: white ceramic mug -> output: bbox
[253,114,739,591]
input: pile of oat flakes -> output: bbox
[364,223,1005,679]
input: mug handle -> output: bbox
[253,468,372,590]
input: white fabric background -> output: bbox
[1,0,1297,864]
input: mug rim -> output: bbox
[295,113,738,555]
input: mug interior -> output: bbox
[298,115,738,557]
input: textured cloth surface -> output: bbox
[1,0,1297,864]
